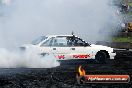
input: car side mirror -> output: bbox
[84,43,88,47]
[84,43,90,47]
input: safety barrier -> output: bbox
[96,41,132,49]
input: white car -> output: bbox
[20,34,116,63]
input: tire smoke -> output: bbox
[0,0,120,68]
[0,0,120,48]
[0,48,60,68]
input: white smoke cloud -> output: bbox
[0,48,60,68]
[0,0,120,68]
[0,0,120,48]
[1,0,12,6]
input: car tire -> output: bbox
[95,51,107,64]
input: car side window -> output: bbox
[67,37,86,46]
[52,37,68,47]
[75,38,85,46]
[41,38,53,46]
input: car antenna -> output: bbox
[71,31,75,36]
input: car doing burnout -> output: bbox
[20,35,116,63]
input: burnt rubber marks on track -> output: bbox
[0,57,131,87]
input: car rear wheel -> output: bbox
[95,51,107,63]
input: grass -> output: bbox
[128,3,132,6]
[127,12,132,15]
[112,37,132,42]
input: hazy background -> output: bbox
[0,0,121,68]
[0,0,120,49]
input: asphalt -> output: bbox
[0,51,132,88]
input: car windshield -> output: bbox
[32,36,47,45]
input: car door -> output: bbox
[67,36,93,59]
[51,36,70,60]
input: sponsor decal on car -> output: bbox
[73,54,90,59]
[57,55,65,59]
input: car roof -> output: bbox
[46,35,77,37]
[44,35,88,43]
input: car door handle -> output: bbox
[53,48,56,50]
[71,48,75,50]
